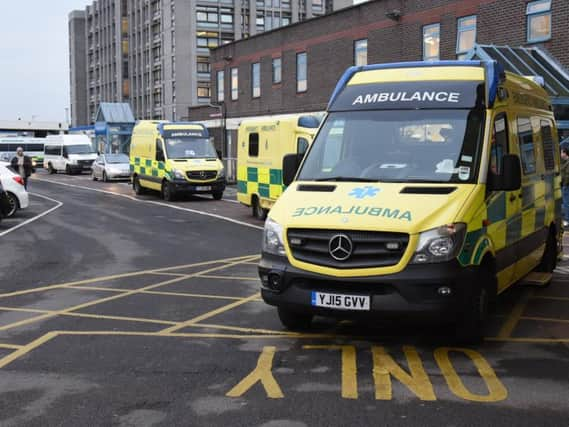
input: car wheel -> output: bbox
[212,191,223,200]
[5,192,19,218]
[252,197,267,220]
[103,171,108,182]
[48,163,56,174]
[133,176,144,195]
[92,170,97,181]
[277,307,313,331]
[162,181,175,201]
[66,165,72,175]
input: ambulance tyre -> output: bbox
[252,197,267,220]
[161,180,175,201]
[455,265,494,344]
[277,307,313,331]
[133,176,145,195]
[212,191,223,200]
[536,228,557,282]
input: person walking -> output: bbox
[10,147,33,190]
[561,147,569,228]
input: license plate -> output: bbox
[196,186,211,191]
[311,291,370,311]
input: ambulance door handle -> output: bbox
[509,194,517,202]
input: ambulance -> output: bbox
[259,60,562,341]
[130,121,225,201]
[237,115,320,218]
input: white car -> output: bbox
[0,163,29,217]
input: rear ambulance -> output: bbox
[259,61,562,341]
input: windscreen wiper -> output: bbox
[315,176,379,182]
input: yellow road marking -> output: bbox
[372,346,436,401]
[66,285,128,293]
[147,271,188,277]
[532,295,569,302]
[521,316,569,324]
[434,347,508,402]
[0,331,59,369]
[497,289,533,338]
[68,286,247,301]
[0,257,259,333]
[159,293,261,334]
[226,346,284,398]
[199,275,259,281]
[193,323,297,335]
[304,345,358,399]
[0,254,256,299]
[0,343,23,350]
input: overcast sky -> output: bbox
[0,1,89,123]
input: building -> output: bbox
[189,0,569,172]
[0,120,68,138]
[69,0,331,126]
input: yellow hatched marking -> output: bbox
[497,289,533,338]
[159,292,261,334]
[66,285,128,293]
[199,275,259,281]
[147,271,189,277]
[0,254,257,299]
[193,323,296,335]
[0,331,59,369]
[0,343,23,350]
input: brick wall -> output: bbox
[197,0,569,121]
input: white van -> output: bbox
[43,135,97,174]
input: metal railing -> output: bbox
[223,157,237,184]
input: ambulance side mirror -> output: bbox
[489,154,522,192]
[216,150,222,159]
[283,153,301,186]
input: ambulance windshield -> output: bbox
[164,137,218,159]
[298,109,485,184]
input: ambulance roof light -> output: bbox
[157,121,209,137]
[522,75,545,87]
[297,115,320,128]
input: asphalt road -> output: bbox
[0,171,568,427]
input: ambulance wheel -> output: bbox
[212,191,223,200]
[536,230,557,275]
[133,176,144,195]
[277,307,313,331]
[454,268,493,344]
[162,181,175,201]
[252,197,267,220]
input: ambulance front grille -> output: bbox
[187,170,217,180]
[287,229,409,269]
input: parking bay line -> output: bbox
[0,256,260,333]
[0,192,63,238]
[34,178,264,231]
[0,254,256,299]
[497,288,533,339]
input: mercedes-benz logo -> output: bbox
[328,234,353,261]
[199,171,206,178]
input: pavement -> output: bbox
[0,170,568,426]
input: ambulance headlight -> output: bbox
[218,167,225,178]
[263,218,286,257]
[411,223,466,264]
[172,169,186,179]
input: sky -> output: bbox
[0,0,89,123]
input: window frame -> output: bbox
[354,39,368,66]
[251,62,261,98]
[489,113,509,177]
[422,23,440,61]
[217,70,225,102]
[296,52,307,93]
[272,57,282,84]
[526,0,552,43]
[248,133,259,157]
[456,15,477,58]
[516,116,537,175]
[231,67,238,101]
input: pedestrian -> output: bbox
[561,147,569,228]
[10,146,33,190]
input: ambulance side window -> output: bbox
[517,117,536,175]
[490,114,508,175]
[155,139,165,162]
[248,133,259,157]
[297,137,309,156]
[540,120,555,171]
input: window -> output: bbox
[296,52,307,92]
[252,62,261,98]
[272,57,282,84]
[155,139,165,162]
[249,133,259,157]
[456,16,476,59]
[541,119,555,171]
[221,13,233,24]
[297,137,309,156]
[490,114,508,176]
[231,67,238,100]
[527,0,551,43]
[354,39,367,66]
[197,58,210,73]
[517,117,536,174]
[217,70,224,102]
[423,23,440,61]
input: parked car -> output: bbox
[0,163,29,217]
[91,153,131,181]
[0,182,10,220]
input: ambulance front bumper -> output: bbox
[259,253,477,319]
[170,178,226,193]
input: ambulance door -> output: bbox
[487,112,519,291]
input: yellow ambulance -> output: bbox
[237,115,320,219]
[259,60,562,341]
[130,121,225,201]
